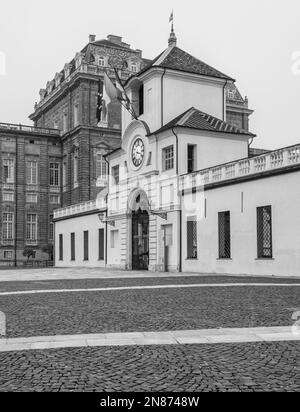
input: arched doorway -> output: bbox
[128,189,150,271]
[132,209,149,270]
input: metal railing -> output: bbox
[0,122,61,136]
[180,144,300,190]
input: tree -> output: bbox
[23,248,36,261]
[42,244,54,261]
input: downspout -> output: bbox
[161,69,167,127]
[104,156,110,266]
[171,127,182,273]
[223,80,228,121]
[14,136,18,267]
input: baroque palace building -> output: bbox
[54,30,300,278]
[0,33,253,266]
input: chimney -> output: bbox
[107,35,123,45]
[89,34,96,43]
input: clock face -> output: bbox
[131,138,145,168]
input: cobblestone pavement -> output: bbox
[0,285,299,338]
[0,342,299,392]
[1,275,300,293]
[0,274,299,392]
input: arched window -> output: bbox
[98,57,105,67]
[131,64,137,73]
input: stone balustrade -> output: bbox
[180,144,300,191]
[0,122,60,136]
[54,199,106,219]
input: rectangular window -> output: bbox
[73,151,79,187]
[112,165,120,185]
[2,192,14,202]
[70,233,75,261]
[26,161,38,185]
[26,194,38,203]
[138,85,144,116]
[49,195,60,205]
[257,206,273,258]
[219,211,231,259]
[2,213,13,240]
[162,146,174,171]
[26,214,38,243]
[110,230,118,249]
[95,153,108,180]
[98,229,105,261]
[62,157,67,188]
[83,231,89,261]
[163,224,173,247]
[49,215,54,241]
[59,234,63,261]
[4,250,13,260]
[187,145,196,174]
[50,163,60,187]
[3,159,14,184]
[187,218,198,259]
[74,104,79,127]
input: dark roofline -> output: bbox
[104,147,122,158]
[147,107,256,138]
[149,124,256,138]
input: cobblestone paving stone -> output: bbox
[0,286,299,338]
[0,275,300,293]
[0,342,299,392]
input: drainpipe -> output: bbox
[104,156,110,266]
[161,69,167,127]
[171,127,182,273]
[223,80,228,121]
[14,136,18,267]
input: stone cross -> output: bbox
[0,312,6,337]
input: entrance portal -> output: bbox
[132,209,149,270]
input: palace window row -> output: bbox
[187,206,273,260]
[1,214,54,243]
[1,159,61,188]
[59,229,105,262]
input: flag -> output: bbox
[104,72,123,104]
[169,11,174,23]
[96,79,103,123]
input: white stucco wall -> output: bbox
[55,213,106,268]
[123,70,226,135]
[178,130,249,173]
[182,171,300,277]
[163,74,224,124]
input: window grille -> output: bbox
[187,218,198,259]
[218,211,231,259]
[257,206,273,258]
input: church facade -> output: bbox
[54,32,300,277]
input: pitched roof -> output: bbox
[134,46,234,81]
[149,107,256,137]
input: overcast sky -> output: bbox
[1,0,300,149]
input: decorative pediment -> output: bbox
[64,63,72,78]
[75,52,85,68]
[39,89,47,100]
[55,72,63,87]
[46,80,55,94]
